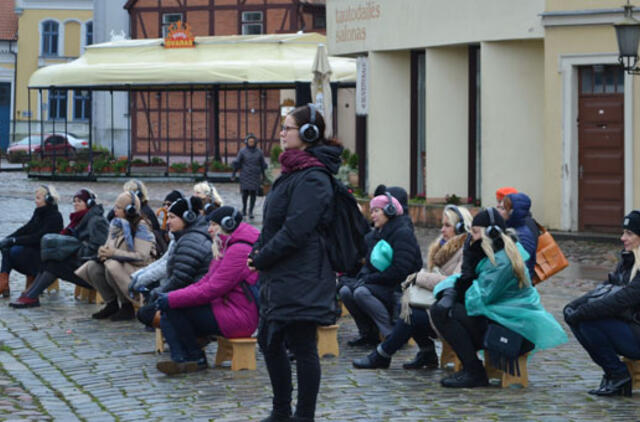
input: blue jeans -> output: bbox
[160,305,222,362]
[1,245,41,276]
[570,318,640,375]
[379,306,436,356]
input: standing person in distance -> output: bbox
[249,104,342,422]
[232,133,268,219]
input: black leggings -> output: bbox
[241,190,257,215]
[430,302,488,370]
[258,320,320,419]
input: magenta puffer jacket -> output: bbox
[168,222,259,338]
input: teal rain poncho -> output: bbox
[433,244,567,352]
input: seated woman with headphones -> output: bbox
[10,189,109,308]
[0,185,63,296]
[193,182,223,216]
[340,193,423,347]
[154,206,259,375]
[429,208,567,388]
[75,192,157,321]
[353,205,472,369]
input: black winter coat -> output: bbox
[9,204,63,248]
[71,204,109,258]
[233,146,268,191]
[253,145,342,325]
[360,215,423,307]
[159,217,212,293]
[569,251,640,339]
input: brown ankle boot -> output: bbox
[0,273,10,298]
[25,275,35,292]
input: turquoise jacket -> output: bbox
[433,244,567,352]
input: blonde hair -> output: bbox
[631,247,640,281]
[123,179,149,203]
[480,230,529,288]
[193,182,223,207]
[36,185,60,205]
[209,225,232,260]
[443,206,473,234]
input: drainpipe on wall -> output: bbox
[10,36,17,143]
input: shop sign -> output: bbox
[164,21,195,48]
[356,56,368,116]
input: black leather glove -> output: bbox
[563,304,583,325]
[149,287,162,304]
[437,288,458,311]
[0,237,15,250]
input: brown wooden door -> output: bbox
[578,66,625,232]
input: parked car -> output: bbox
[7,133,88,163]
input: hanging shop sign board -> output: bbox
[164,21,195,48]
[355,56,368,116]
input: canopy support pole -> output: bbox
[165,91,170,176]
[110,90,115,158]
[88,90,94,177]
[127,88,131,176]
[146,90,151,164]
[27,88,31,161]
[213,85,220,163]
[204,89,210,178]
[189,87,194,167]
[39,89,43,161]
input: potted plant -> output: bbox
[114,159,128,174]
[150,157,166,167]
[27,159,41,172]
[131,158,147,167]
[190,161,204,174]
[93,158,109,174]
[72,160,89,174]
[169,162,188,174]
[209,160,232,172]
[55,159,71,173]
[347,153,359,187]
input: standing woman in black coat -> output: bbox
[232,133,268,219]
[0,185,63,296]
[249,104,341,422]
[564,210,640,397]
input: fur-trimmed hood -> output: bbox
[427,233,467,270]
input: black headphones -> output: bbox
[182,197,197,225]
[221,207,241,232]
[124,191,138,218]
[244,133,257,145]
[203,202,218,215]
[132,180,143,200]
[382,192,397,217]
[445,205,466,235]
[85,189,96,208]
[485,207,503,239]
[299,103,321,143]
[41,185,54,205]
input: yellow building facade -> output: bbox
[14,0,93,136]
[327,0,638,232]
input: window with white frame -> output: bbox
[162,13,183,38]
[49,89,67,120]
[86,21,93,46]
[241,11,263,35]
[73,90,90,120]
[42,20,59,56]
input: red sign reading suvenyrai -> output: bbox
[164,21,195,48]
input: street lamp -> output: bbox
[615,0,640,74]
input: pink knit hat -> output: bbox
[370,194,404,216]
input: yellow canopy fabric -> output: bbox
[29,33,356,89]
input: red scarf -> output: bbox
[279,149,324,174]
[61,208,90,235]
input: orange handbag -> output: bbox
[532,223,569,285]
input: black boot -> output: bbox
[441,364,489,388]
[347,335,379,347]
[592,371,632,397]
[92,300,119,319]
[588,374,610,395]
[352,350,390,369]
[261,412,291,422]
[110,302,135,321]
[403,348,439,369]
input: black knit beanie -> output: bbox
[472,207,506,231]
[623,211,640,236]
[206,206,243,230]
[168,197,203,223]
[164,190,184,204]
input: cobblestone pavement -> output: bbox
[0,172,638,421]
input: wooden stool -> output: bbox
[340,302,350,317]
[483,351,529,388]
[74,286,97,304]
[46,279,60,293]
[440,340,462,371]
[155,328,165,354]
[317,324,339,358]
[214,337,257,371]
[623,358,640,390]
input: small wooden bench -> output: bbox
[440,341,462,372]
[46,279,60,293]
[440,341,529,387]
[317,324,340,358]
[624,358,640,390]
[74,286,97,304]
[214,337,257,371]
[484,351,529,388]
[155,328,165,354]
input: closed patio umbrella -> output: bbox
[310,43,333,139]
